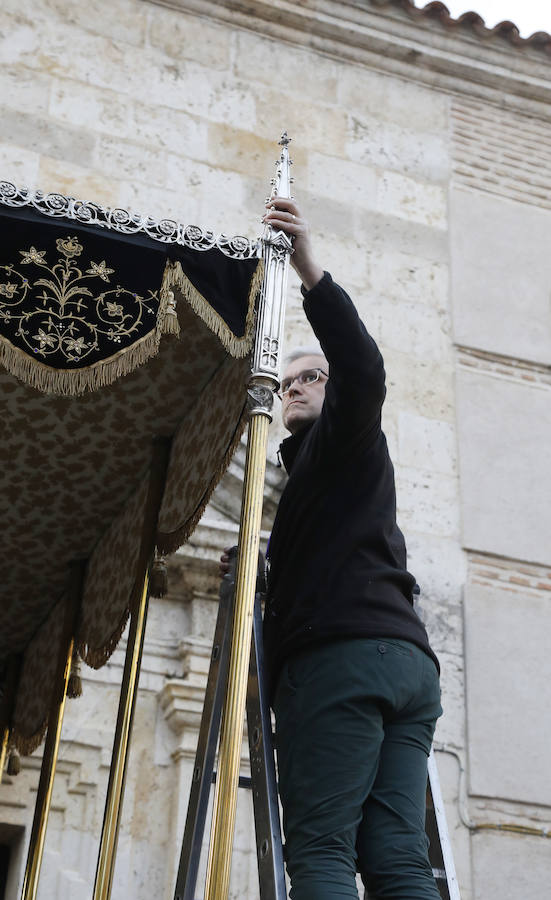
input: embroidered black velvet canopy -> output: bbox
[0,183,263,753]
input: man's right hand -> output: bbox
[262,198,324,292]
[219,547,231,578]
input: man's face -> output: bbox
[281,354,328,435]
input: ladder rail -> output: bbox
[173,579,233,900]
[428,750,461,900]
[246,596,287,900]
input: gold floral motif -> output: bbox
[87,260,114,281]
[20,247,47,265]
[0,282,17,298]
[56,236,83,258]
[1,235,158,366]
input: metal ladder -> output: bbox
[172,552,460,900]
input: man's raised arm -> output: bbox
[263,199,386,429]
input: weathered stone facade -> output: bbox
[1,1,550,898]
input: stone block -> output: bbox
[0,142,39,187]
[253,86,349,157]
[398,412,457,475]
[130,101,208,158]
[0,66,51,115]
[472,830,550,900]
[49,79,131,139]
[395,466,460,539]
[116,180,202,224]
[367,251,449,313]
[234,29,339,104]
[432,649,465,748]
[0,11,40,68]
[207,123,306,178]
[456,366,551,563]
[148,6,232,69]
[93,134,170,188]
[1,108,95,168]
[379,298,451,361]
[383,349,456,422]
[346,112,449,184]
[358,209,448,264]
[37,155,119,205]
[406,533,467,612]
[44,0,148,46]
[465,580,551,805]
[337,65,448,136]
[450,187,551,365]
[307,151,377,208]
[375,170,447,230]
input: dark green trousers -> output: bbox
[273,638,443,900]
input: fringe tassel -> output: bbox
[150,552,168,598]
[158,279,181,340]
[7,746,21,776]
[67,650,83,699]
[156,403,249,557]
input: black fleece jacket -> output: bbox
[263,272,439,701]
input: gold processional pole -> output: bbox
[21,564,84,900]
[204,133,293,900]
[0,726,8,781]
[92,438,170,900]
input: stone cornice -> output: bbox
[145,0,551,115]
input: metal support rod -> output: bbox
[93,437,170,900]
[20,635,75,900]
[0,726,8,781]
[204,413,270,900]
[92,569,151,900]
[203,131,293,900]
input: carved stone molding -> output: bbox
[145,0,551,114]
[457,346,551,389]
[467,550,551,596]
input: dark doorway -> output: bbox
[0,843,10,900]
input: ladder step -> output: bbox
[211,771,252,790]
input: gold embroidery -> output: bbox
[0,235,159,366]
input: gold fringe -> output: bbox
[0,328,163,397]
[13,720,48,758]
[77,604,131,671]
[0,258,262,395]
[156,402,249,557]
[162,259,262,359]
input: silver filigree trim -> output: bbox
[0,183,261,260]
[247,383,274,418]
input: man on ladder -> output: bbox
[223,197,443,900]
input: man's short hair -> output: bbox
[284,344,326,366]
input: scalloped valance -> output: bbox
[0,182,261,395]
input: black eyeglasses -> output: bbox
[279,367,328,397]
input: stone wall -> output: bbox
[1,1,550,898]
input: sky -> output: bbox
[421,0,551,36]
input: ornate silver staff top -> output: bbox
[248,132,294,417]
